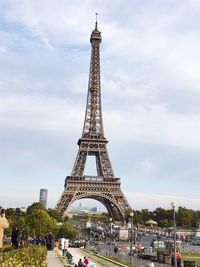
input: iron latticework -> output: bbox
[56,20,131,223]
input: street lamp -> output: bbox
[130,212,134,262]
[171,202,177,267]
[96,221,101,253]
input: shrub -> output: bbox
[0,245,47,267]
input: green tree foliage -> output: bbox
[15,216,30,239]
[4,208,25,236]
[132,207,200,229]
[5,208,15,219]
[191,210,200,228]
[15,207,22,217]
[26,202,45,214]
[25,209,57,237]
[56,222,79,239]
[140,209,152,223]
[3,202,200,239]
[176,207,193,229]
[47,209,64,223]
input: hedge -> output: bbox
[0,245,47,267]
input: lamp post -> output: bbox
[171,202,177,267]
[109,217,112,256]
[97,221,101,251]
[130,212,134,263]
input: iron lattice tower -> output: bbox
[56,20,131,223]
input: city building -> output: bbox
[39,189,48,209]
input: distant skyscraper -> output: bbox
[39,189,48,209]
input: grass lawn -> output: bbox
[182,252,200,265]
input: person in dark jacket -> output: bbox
[77,258,84,267]
[11,225,20,249]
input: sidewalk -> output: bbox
[47,249,65,267]
[67,247,100,266]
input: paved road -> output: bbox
[46,246,172,267]
[68,247,101,266]
[68,247,130,267]
[47,249,64,267]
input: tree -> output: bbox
[27,202,45,214]
[176,207,193,228]
[153,207,171,227]
[5,208,15,219]
[13,216,30,241]
[140,209,151,223]
[47,209,63,223]
[56,222,79,239]
[15,208,22,217]
[25,209,56,237]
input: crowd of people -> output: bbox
[30,234,54,250]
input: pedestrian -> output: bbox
[146,260,155,267]
[176,251,182,267]
[60,237,65,255]
[46,233,54,250]
[0,208,9,252]
[83,256,89,265]
[77,258,84,267]
[11,225,20,249]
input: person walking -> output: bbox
[176,251,182,267]
[0,208,9,252]
[146,260,155,267]
[11,225,20,249]
[83,256,89,266]
[77,258,84,267]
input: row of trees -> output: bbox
[59,206,200,230]
[127,207,200,229]
[4,203,200,239]
[71,206,200,229]
[4,202,79,240]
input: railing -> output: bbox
[86,244,168,267]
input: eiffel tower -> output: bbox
[56,18,131,223]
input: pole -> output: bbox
[109,218,112,256]
[171,202,177,267]
[130,212,134,263]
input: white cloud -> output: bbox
[0,94,83,133]
[127,192,200,211]
[0,0,200,211]
[105,106,200,151]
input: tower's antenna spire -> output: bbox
[95,12,98,30]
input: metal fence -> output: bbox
[86,244,172,267]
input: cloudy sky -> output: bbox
[0,0,200,211]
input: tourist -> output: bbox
[83,256,89,265]
[60,237,65,255]
[46,232,54,250]
[11,225,20,249]
[146,260,155,267]
[0,208,9,251]
[77,258,84,267]
[176,251,182,267]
